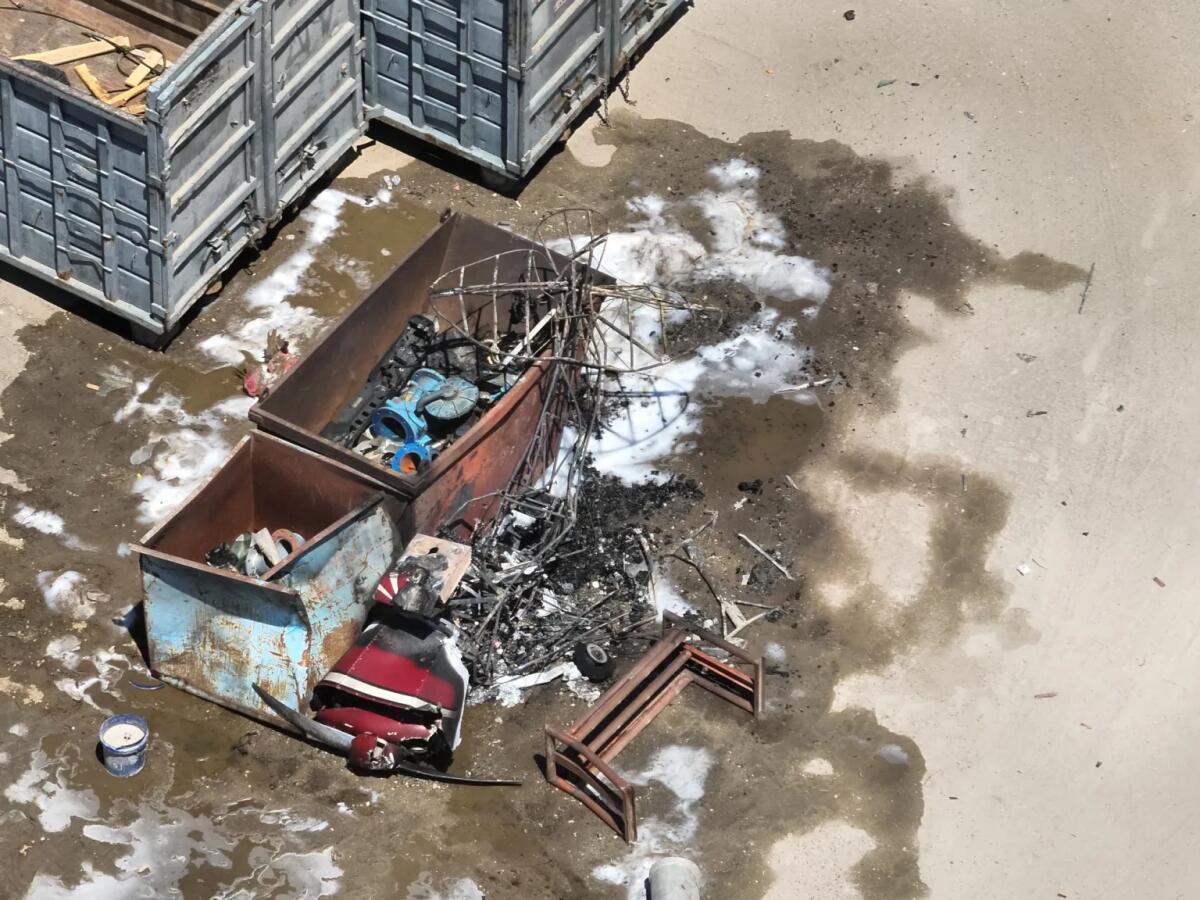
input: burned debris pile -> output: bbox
[206,527,306,577]
[319,311,532,475]
[449,464,704,687]
[133,210,764,815]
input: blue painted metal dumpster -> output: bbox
[0,0,365,339]
[363,0,689,179]
[132,431,406,722]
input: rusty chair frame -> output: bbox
[543,611,764,842]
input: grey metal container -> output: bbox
[0,0,683,338]
[362,0,688,179]
[0,0,365,338]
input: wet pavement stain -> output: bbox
[0,112,1085,898]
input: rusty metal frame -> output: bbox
[543,611,764,842]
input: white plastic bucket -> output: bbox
[99,714,149,777]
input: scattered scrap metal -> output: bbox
[206,527,305,578]
[255,533,521,785]
[545,612,763,841]
[145,209,770,813]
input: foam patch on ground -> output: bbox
[200,187,391,365]
[407,873,486,900]
[591,307,813,483]
[37,571,106,620]
[116,378,254,524]
[11,506,93,551]
[593,745,715,899]
[554,160,830,483]
[589,160,830,305]
[4,751,99,834]
[17,794,344,898]
[44,638,129,714]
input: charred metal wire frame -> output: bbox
[429,210,706,685]
[543,611,764,842]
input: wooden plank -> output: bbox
[107,79,151,108]
[124,49,164,88]
[73,64,111,103]
[16,37,130,66]
[400,533,471,602]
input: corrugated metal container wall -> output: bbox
[0,0,683,337]
[362,0,687,178]
[0,0,364,337]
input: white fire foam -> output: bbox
[4,751,99,834]
[554,160,830,483]
[37,571,104,620]
[406,873,486,900]
[12,506,93,551]
[200,187,391,365]
[588,160,830,305]
[593,746,715,898]
[116,378,254,524]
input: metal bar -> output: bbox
[457,0,474,152]
[584,651,690,752]
[688,672,756,716]
[96,121,118,299]
[545,725,631,797]
[686,646,757,693]
[47,98,70,279]
[662,609,761,664]
[598,669,692,762]
[566,628,687,735]
[1,77,24,257]
[545,616,764,842]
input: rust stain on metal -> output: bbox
[250,213,578,534]
[543,612,764,842]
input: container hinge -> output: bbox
[243,199,267,244]
[301,140,327,170]
[163,231,178,248]
[206,233,227,258]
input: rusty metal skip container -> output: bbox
[249,211,586,535]
[132,431,407,722]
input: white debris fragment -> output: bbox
[37,571,102,620]
[407,872,486,900]
[802,757,834,776]
[12,505,93,551]
[876,743,911,767]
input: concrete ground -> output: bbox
[1,1,1197,898]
